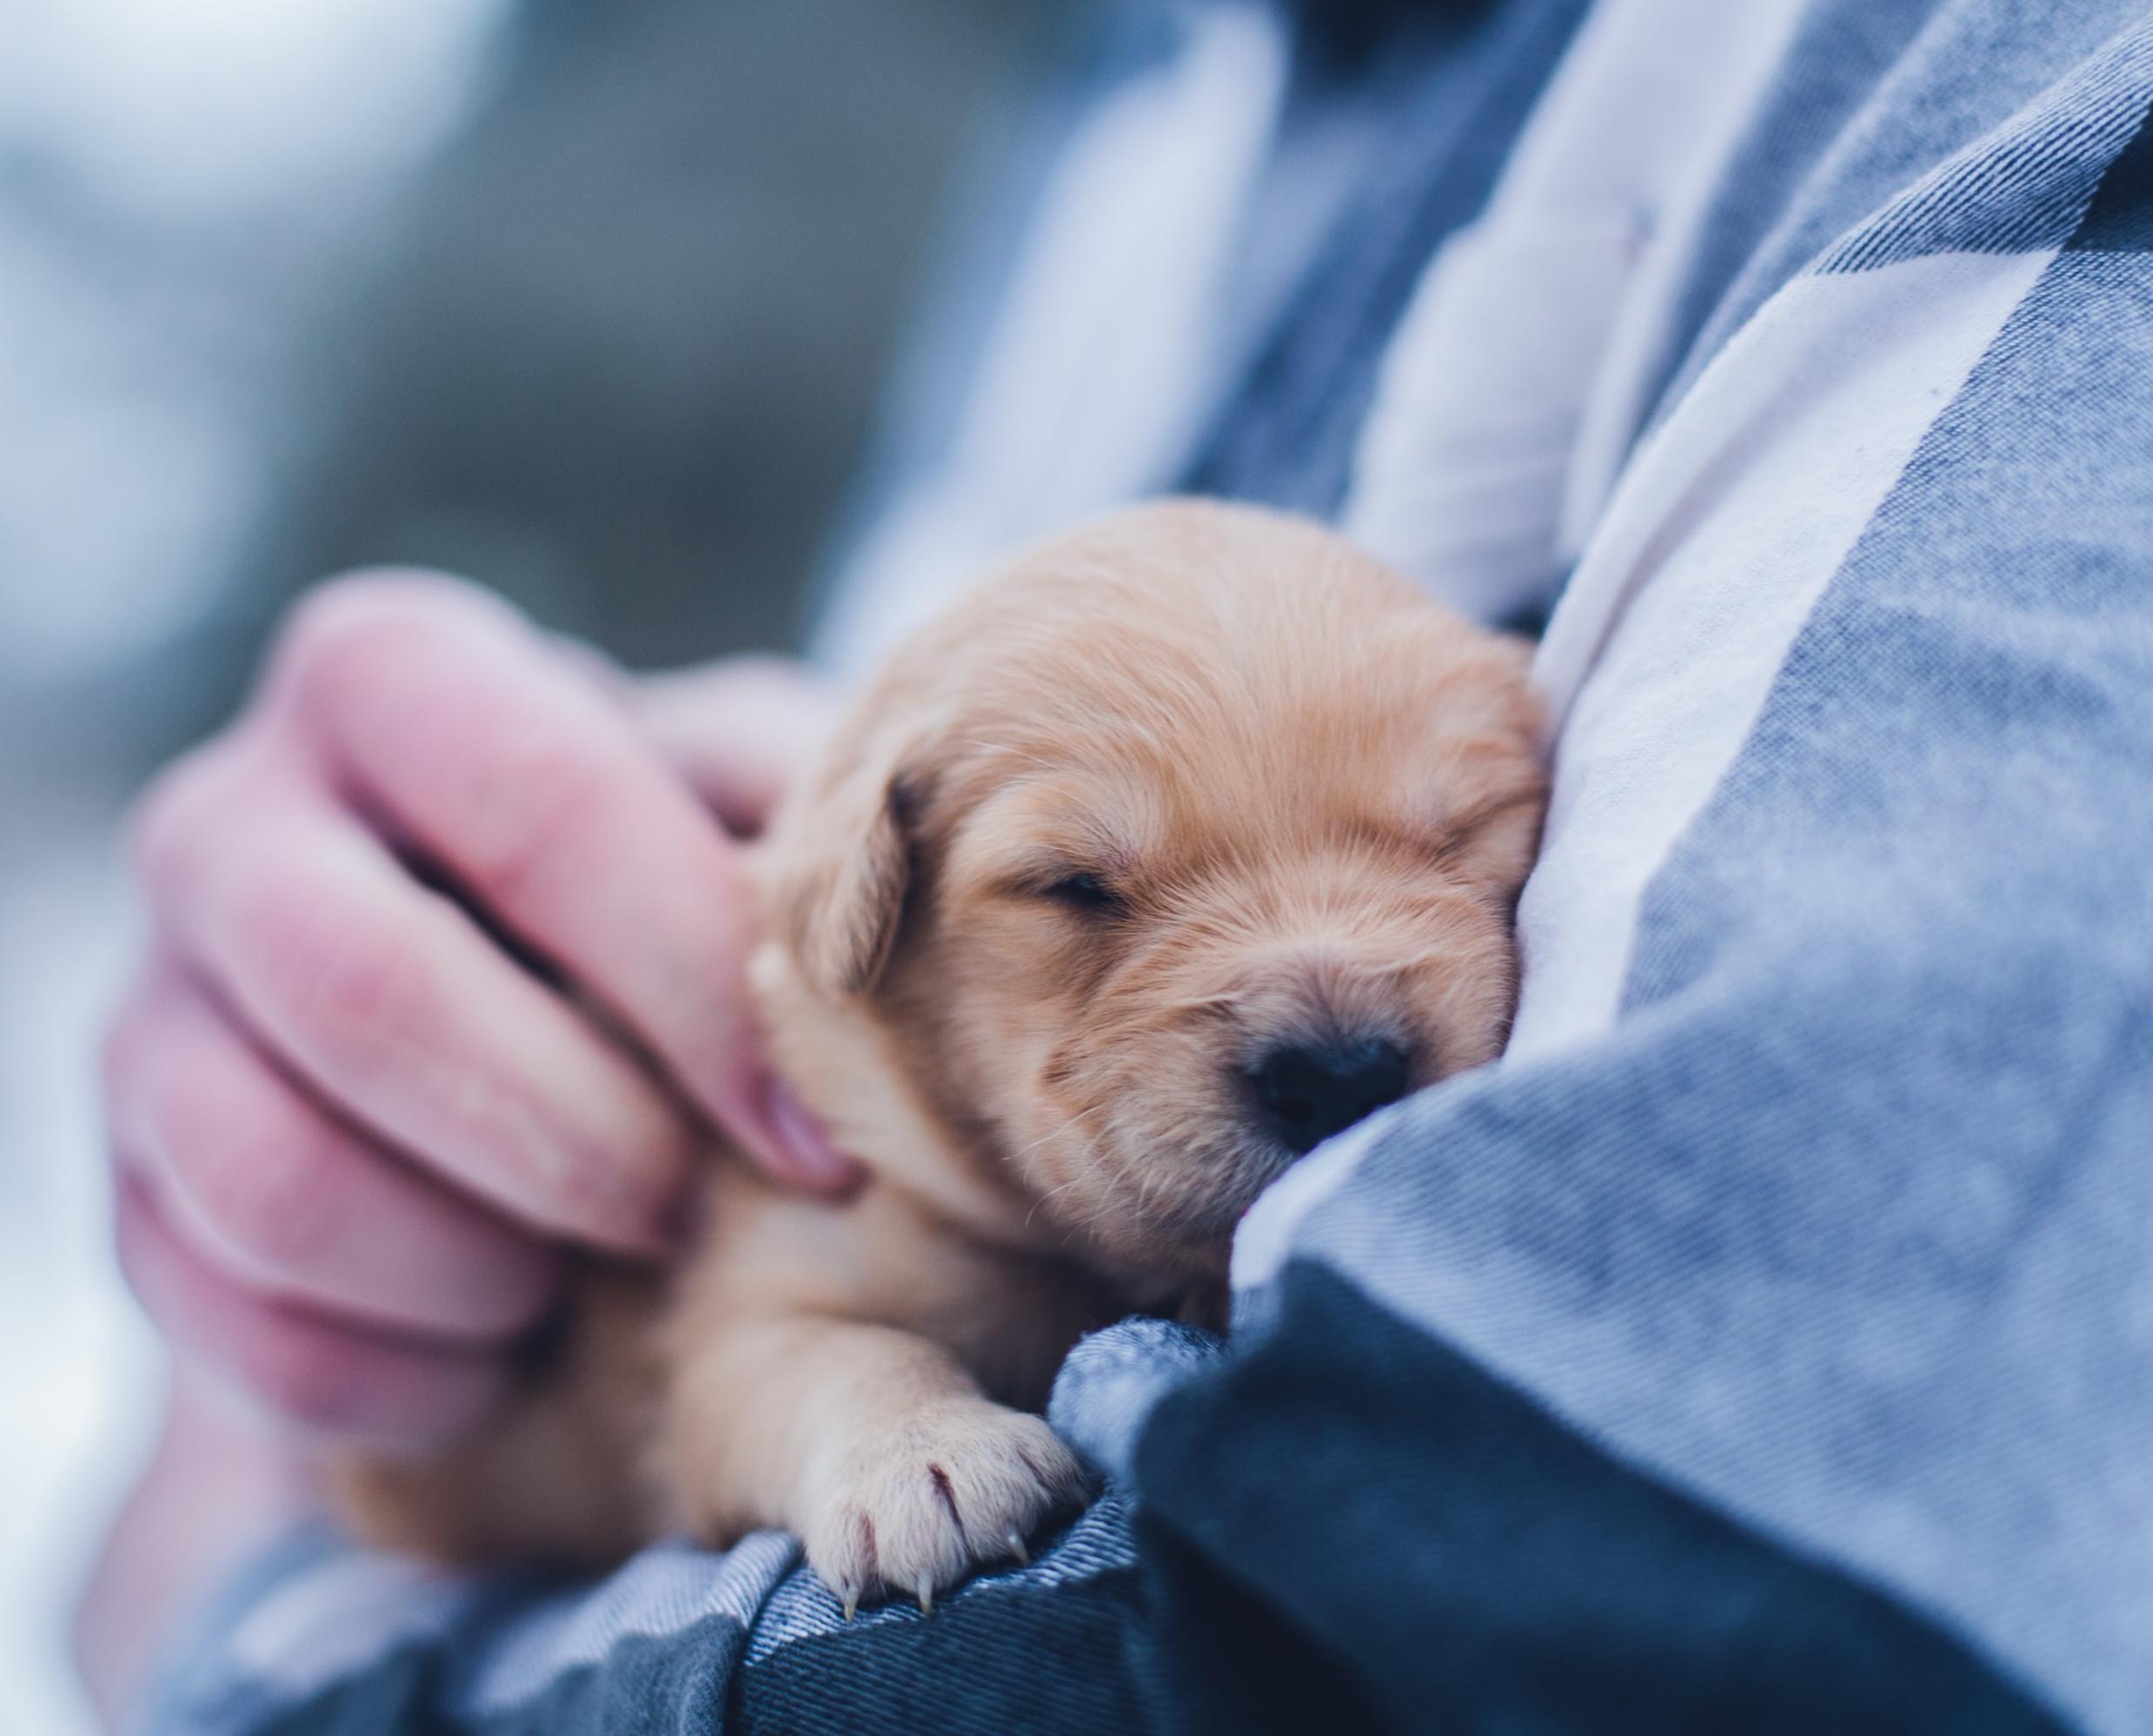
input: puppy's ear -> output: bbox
[773,735,917,998]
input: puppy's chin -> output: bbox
[1004,1108,1279,1281]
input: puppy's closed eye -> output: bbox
[1038,870,1124,915]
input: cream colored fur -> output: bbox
[335,499,1547,1613]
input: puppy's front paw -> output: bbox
[801,1402,1086,1615]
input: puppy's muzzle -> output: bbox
[1245,1031,1413,1156]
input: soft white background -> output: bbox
[0,7,512,1728]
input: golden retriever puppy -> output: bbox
[337,498,1546,1613]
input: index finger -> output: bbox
[271,577,850,1191]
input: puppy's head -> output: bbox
[759,501,1545,1277]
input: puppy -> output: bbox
[337,498,1547,1613]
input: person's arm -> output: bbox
[78,578,859,1726]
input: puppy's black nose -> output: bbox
[1247,1034,1413,1156]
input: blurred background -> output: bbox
[0,2,1064,1726]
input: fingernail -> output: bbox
[763,1079,861,1193]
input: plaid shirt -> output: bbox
[149,1,2153,1729]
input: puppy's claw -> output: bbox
[915,1579,934,1616]
[841,1589,859,1623]
[1006,1532,1030,1566]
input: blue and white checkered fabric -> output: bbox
[145,1,2153,1730]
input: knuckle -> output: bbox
[452,731,615,903]
[238,881,430,1067]
[274,569,507,709]
[309,932,427,1045]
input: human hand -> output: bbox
[103,572,854,1453]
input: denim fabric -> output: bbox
[1047,1317,1226,1485]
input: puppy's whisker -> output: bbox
[1030,1101,1151,1235]
[1020,1102,1120,1232]
[1025,1174,1092,1233]
[1015,1098,1107,1160]
[1078,1119,1143,1223]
